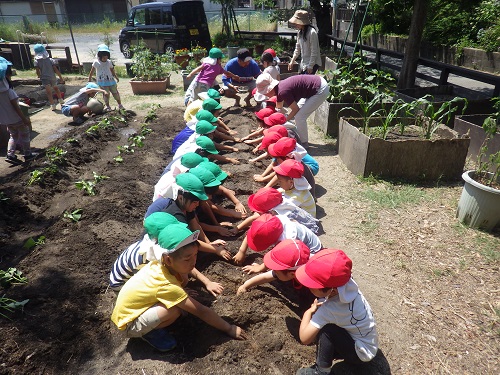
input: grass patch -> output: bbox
[360,179,426,209]
[475,236,500,263]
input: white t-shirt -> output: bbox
[263,65,280,80]
[310,278,379,362]
[277,215,322,254]
[93,59,116,87]
[0,89,22,125]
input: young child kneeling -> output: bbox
[295,249,379,374]
[111,223,246,352]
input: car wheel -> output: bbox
[164,43,175,55]
[122,42,133,58]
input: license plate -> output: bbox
[189,28,199,36]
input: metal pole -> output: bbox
[67,15,81,73]
[338,0,359,64]
[16,30,25,69]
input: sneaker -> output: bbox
[296,364,330,375]
[58,98,65,104]
[73,117,85,125]
[51,103,57,111]
[141,329,177,352]
[5,154,19,163]
[104,106,112,113]
[24,152,39,162]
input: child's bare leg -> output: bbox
[224,88,241,106]
[44,85,55,105]
[154,304,182,328]
[53,85,64,101]
[112,91,122,106]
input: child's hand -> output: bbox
[228,157,240,164]
[242,262,263,275]
[232,251,246,266]
[252,146,260,154]
[226,324,247,340]
[253,174,265,182]
[228,129,238,135]
[206,281,224,297]
[216,226,236,237]
[235,203,247,215]
[236,284,248,296]
[115,77,120,83]
[309,298,323,314]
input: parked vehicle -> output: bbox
[119,1,212,58]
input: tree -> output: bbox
[309,0,334,47]
[397,0,429,89]
[210,0,239,37]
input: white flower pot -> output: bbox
[456,170,500,231]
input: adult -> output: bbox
[288,10,322,75]
[254,73,329,147]
[221,48,261,107]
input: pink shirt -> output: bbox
[196,63,224,86]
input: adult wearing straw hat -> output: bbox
[288,10,322,75]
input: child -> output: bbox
[261,52,280,81]
[111,223,246,351]
[175,135,239,165]
[184,88,221,122]
[0,57,36,163]
[61,82,109,125]
[109,212,180,291]
[88,44,124,111]
[239,186,319,233]
[273,158,316,217]
[234,213,322,268]
[240,107,275,143]
[264,48,281,70]
[184,48,239,106]
[237,239,311,295]
[33,44,65,111]
[295,249,379,374]
[145,172,232,261]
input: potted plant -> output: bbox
[129,43,177,95]
[190,44,207,62]
[338,96,471,181]
[456,102,500,231]
[174,47,190,69]
[181,58,199,91]
[454,97,500,170]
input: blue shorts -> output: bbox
[61,105,71,117]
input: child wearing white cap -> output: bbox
[33,44,65,111]
[111,223,246,352]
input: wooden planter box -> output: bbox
[338,117,470,181]
[313,89,376,137]
[130,77,170,95]
[395,85,493,127]
[454,114,500,172]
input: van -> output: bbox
[119,1,211,58]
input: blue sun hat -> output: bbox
[0,57,13,80]
[97,44,110,53]
[33,44,46,54]
[86,82,100,90]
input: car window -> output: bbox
[134,9,145,26]
[162,8,172,26]
[148,7,162,25]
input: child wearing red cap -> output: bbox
[295,249,379,374]
[234,213,322,268]
[273,159,316,217]
[240,107,275,143]
[236,186,319,233]
[237,239,312,295]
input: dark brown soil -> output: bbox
[0,104,391,375]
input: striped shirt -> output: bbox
[279,187,316,218]
[109,238,150,291]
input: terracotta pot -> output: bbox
[192,52,206,62]
[174,55,190,69]
[130,78,170,95]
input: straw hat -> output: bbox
[289,10,311,26]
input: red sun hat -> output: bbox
[268,137,297,157]
[246,213,283,251]
[263,48,277,58]
[264,239,311,271]
[264,112,287,127]
[295,249,352,289]
[255,107,275,120]
[248,187,283,213]
[267,96,278,103]
[259,131,284,150]
[273,159,304,178]
[263,124,288,137]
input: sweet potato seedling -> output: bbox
[63,209,83,222]
[0,268,28,288]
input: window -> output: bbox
[162,8,173,25]
[134,9,146,26]
[148,8,162,25]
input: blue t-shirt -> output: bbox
[302,154,319,176]
[144,197,195,223]
[222,58,261,86]
[171,126,195,155]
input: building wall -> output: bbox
[0,1,64,24]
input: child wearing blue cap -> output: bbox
[88,44,124,112]
[60,82,109,124]
[33,44,65,111]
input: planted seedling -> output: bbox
[27,169,45,186]
[75,179,97,195]
[129,134,145,148]
[46,146,67,165]
[0,296,29,320]
[98,118,115,130]
[92,171,109,183]
[63,209,83,222]
[86,124,100,135]
[140,123,153,136]
[117,145,134,154]
[0,268,28,288]
[114,155,124,163]
[23,235,46,249]
[66,137,79,144]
